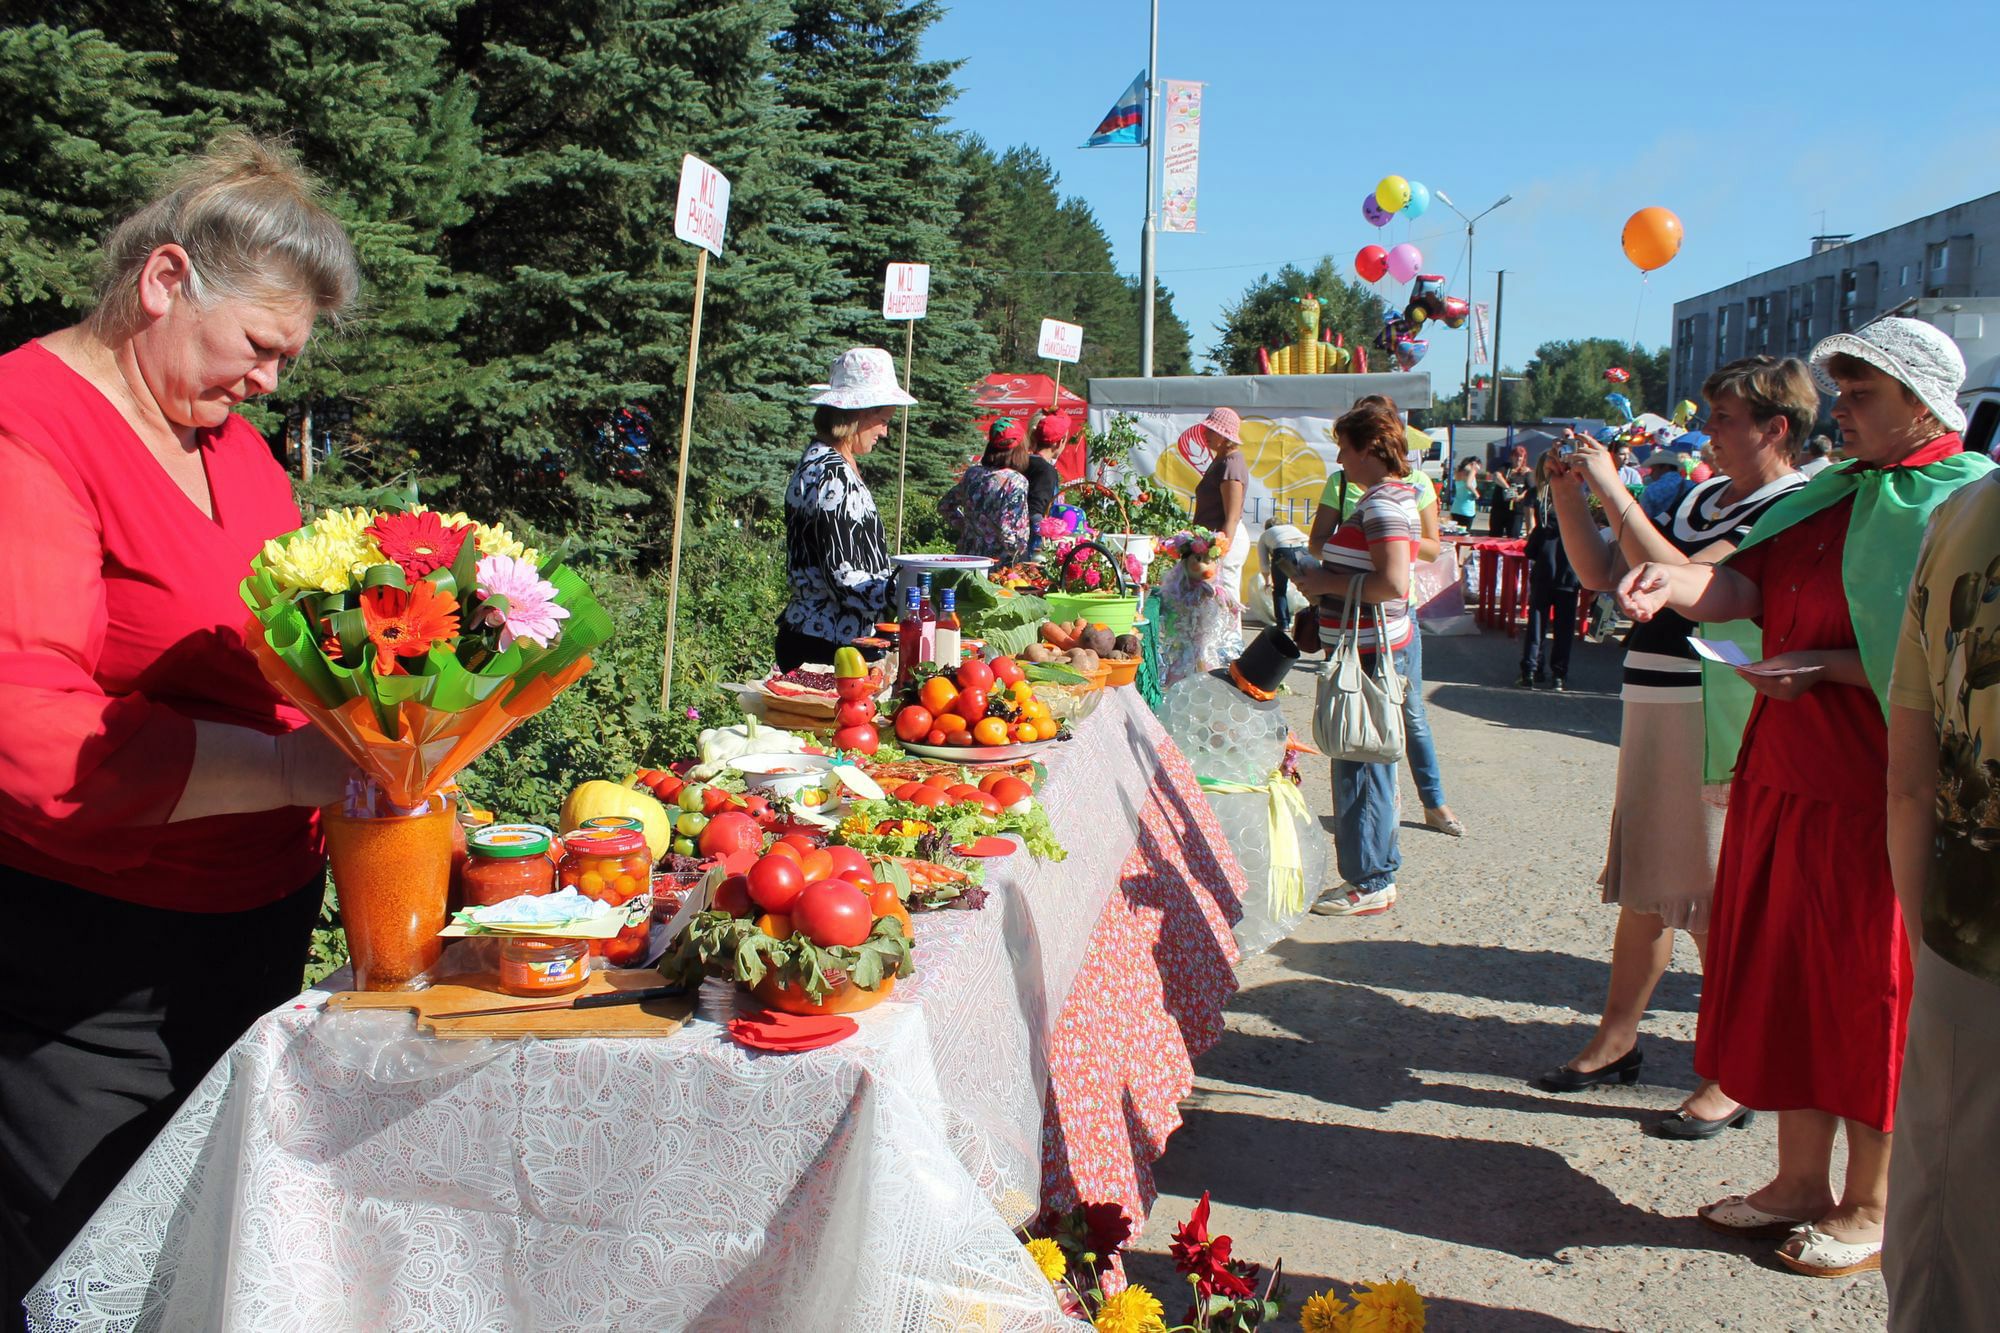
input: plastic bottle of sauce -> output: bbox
[918,573,938,665]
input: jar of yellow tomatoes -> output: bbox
[558,827,651,905]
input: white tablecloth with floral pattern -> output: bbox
[26,689,1244,1332]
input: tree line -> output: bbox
[0,0,1192,552]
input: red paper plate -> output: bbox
[953,836,1016,858]
[725,1009,857,1052]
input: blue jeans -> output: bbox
[1333,644,1408,893]
[1400,628,1446,808]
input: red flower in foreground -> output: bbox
[1080,1201,1132,1258]
[1170,1192,1255,1299]
[366,510,472,578]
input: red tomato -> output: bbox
[971,792,1003,816]
[865,880,901,916]
[945,731,974,747]
[955,658,995,695]
[823,845,873,882]
[905,786,948,808]
[949,687,988,723]
[713,873,754,918]
[792,879,873,947]
[990,655,1024,686]
[835,699,877,728]
[925,729,947,746]
[894,706,935,743]
[701,786,735,815]
[717,846,760,876]
[831,724,880,755]
[746,855,806,913]
[779,833,818,855]
[697,811,762,859]
[798,848,833,882]
[945,783,983,802]
[654,775,686,803]
[765,841,804,866]
[601,925,648,965]
[989,776,1034,810]
[893,781,926,802]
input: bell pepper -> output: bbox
[833,646,874,701]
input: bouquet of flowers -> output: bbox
[1041,534,1145,596]
[241,506,612,806]
[1158,526,1230,565]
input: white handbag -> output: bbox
[1312,575,1407,764]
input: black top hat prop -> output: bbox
[1228,626,1299,699]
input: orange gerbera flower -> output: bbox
[360,580,460,674]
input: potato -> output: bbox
[1113,633,1141,658]
[1065,648,1101,675]
[1024,643,1059,663]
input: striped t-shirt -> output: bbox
[1620,471,1807,702]
[1316,480,1420,653]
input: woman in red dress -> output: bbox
[1618,316,1994,1276]
[0,135,358,1320]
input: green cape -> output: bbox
[1701,449,1995,783]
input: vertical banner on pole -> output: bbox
[883,262,930,550]
[1159,80,1203,234]
[660,154,731,711]
[1472,302,1492,368]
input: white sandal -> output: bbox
[1777,1226,1883,1278]
[1697,1194,1811,1239]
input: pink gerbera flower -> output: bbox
[474,555,569,650]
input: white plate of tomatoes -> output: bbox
[899,738,1057,765]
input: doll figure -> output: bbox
[1156,526,1243,687]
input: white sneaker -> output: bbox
[1312,884,1397,916]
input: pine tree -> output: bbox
[772,0,996,533]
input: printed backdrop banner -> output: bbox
[1102,408,1333,528]
[1160,81,1203,234]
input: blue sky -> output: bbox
[925,0,2000,392]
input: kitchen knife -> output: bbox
[431,983,689,1021]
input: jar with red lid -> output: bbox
[463,824,558,907]
[578,815,644,834]
[498,938,589,997]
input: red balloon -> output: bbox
[1355,245,1389,283]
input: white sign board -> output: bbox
[1037,318,1083,364]
[674,154,731,257]
[882,262,931,320]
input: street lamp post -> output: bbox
[1434,190,1511,419]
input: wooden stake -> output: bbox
[300,402,313,482]
[660,248,710,712]
[894,317,914,550]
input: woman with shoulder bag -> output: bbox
[1287,402,1420,917]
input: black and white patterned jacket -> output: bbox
[782,441,893,643]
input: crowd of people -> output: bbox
[4,129,1993,1332]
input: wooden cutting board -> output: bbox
[324,969,694,1039]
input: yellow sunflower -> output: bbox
[1023,1237,1065,1285]
[1345,1279,1425,1333]
[1299,1290,1348,1333]
[1091,1285,1166,1333]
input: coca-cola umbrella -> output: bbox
[972,374,1089,480]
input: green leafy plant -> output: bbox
[661,910,913,1000]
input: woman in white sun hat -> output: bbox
[1617,315,1993,1277]
[777,347,917,670]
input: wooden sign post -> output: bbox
[1037,317,1083,418]
[882,262,930,549]
[660,153,731,711]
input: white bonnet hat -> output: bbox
[810,347,918,410]
[1809,316,1967,434]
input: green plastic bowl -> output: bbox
[1044,592,1141,635]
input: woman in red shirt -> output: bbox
[1619,317,1993,1276]
[0,135,358,1317]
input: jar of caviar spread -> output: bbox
[462,824,557,907]
[558,828,651,905]
[446,804,494,913]
[497,938,588,997]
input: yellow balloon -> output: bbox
[1375,175,1411,213]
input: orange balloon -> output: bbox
[1622,207,1684,273]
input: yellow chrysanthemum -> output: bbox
[1345,1279,1425,1333]
[838,815,874,839]
[309,506,384,549]
[260,529,378,594]
[1300,1291,1348,1333]
[412,505,540,565]
[1092,1285,1165,1333]
[1023,1238,1065,1285]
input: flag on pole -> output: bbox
[1084,71,1147,146]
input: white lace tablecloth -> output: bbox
[27,691,1188,1333]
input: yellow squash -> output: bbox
[558,780,672,861]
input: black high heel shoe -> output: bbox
[1533,1047,1642,1093]
[1652,1106,1755,1140]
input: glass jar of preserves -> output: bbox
[558,828,652,906]
[578,815,645,834]
[463,824,557,907]
[497,937,588,997]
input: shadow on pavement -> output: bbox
[1202,978,1695,1115]
[1155,1106,1714,1260]
[1270,938,1702,1017]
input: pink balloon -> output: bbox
[1385,243,1423,285]
[1355,245,1389,283]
